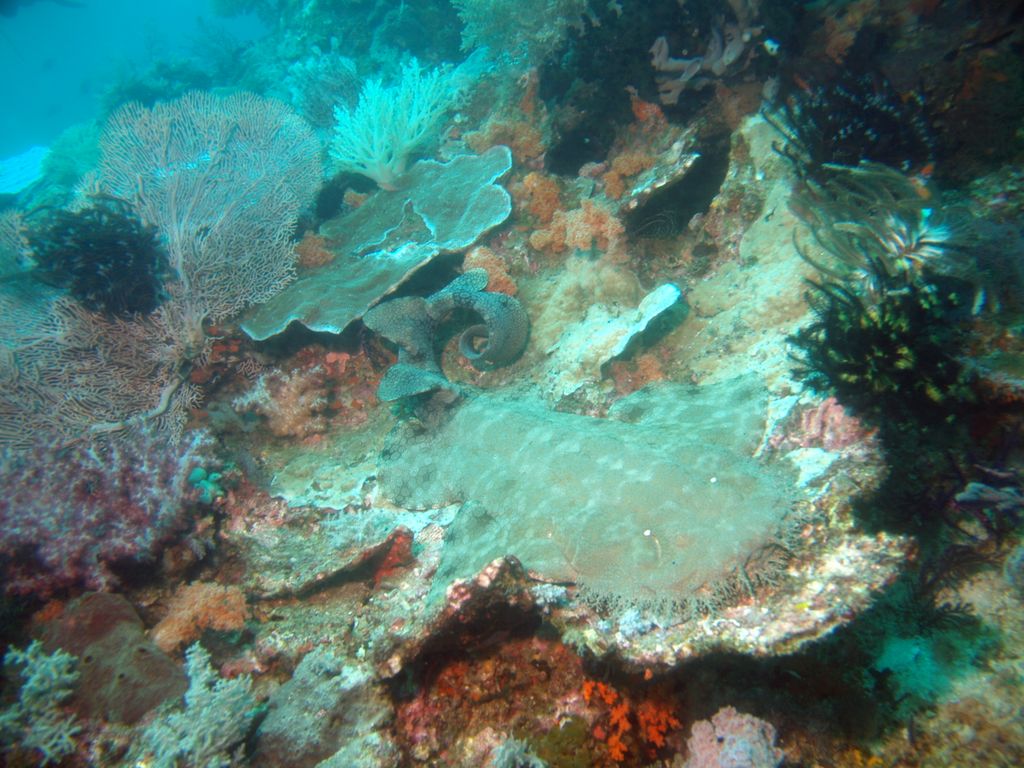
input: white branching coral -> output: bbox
[0,641,81,766]
[134,643,256,768]
[330,59,462,190]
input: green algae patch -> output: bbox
[379,374,800,614]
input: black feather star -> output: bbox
[28,197,169,317]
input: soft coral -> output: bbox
[0,427,211,598]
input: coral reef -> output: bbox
[241,146,514,340]
[151,582,249,653]
[330,59,465,189]
[232,364,332,439]
[253,647,397,768]
[0,90,320,446]
[2,2,1023,767]
[650,14,764,105]
[131,643,257,768]
[542,282,683,400]
[38,592,186,724]
[280,39,361,130]
[682,706,783,768]
[452,0,590,68]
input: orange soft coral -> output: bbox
[627,85,666,125]
[517,171,562,224]
[530,199,626,261]
[602,152,655,200]
[583,679,682,762]
[151,581,248,652]
[609,352,668,395]
[636,699,681,749]
[584,681,632,762]
[464,246,518,295]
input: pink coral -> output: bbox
[796,396,875,450]
[772,396,877,453]
[0,428,211,597]
[684,706,783,768]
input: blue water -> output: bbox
[0,0,263,157]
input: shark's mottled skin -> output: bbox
[427,270,530,367]
[362,269,529,401]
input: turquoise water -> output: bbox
[0,0,263,156]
